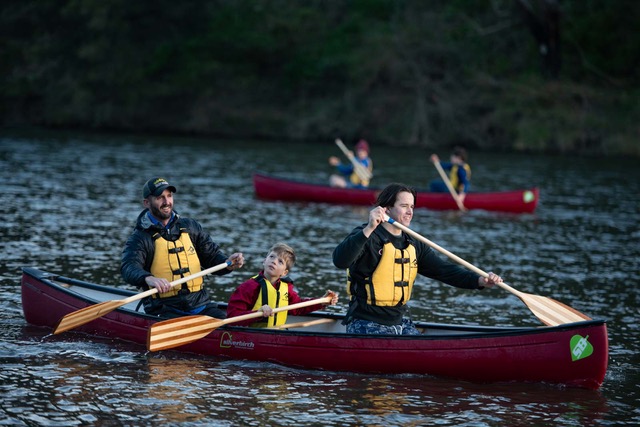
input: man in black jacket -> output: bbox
[121,177,244,319]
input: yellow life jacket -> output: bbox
[449,163,471,192]
[249,275,291,327]
[150,229,203,298]
[349,159,373,187]
[347,240,418,306]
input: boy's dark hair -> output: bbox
[452,146,468,162]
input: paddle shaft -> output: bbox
[384,215,592,325]
[122,261,233,304]
[272,318,336,330]
[432,159,467,212]
[385,216,515,294]
[220,295,333,326]
[335,138,372,181]
[53,261,232,334]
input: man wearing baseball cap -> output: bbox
[142,177,177,198]
[121,177,245,319]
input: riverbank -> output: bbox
[4,76,637,161]
[2,1,637,158]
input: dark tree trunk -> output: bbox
[517,0,562,79]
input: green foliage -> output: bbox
[562,0,640,82]
[1,0,637,155]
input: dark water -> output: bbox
[1,130,639,426]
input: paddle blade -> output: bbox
[518,292,592,326]
[53,300,127,335]
[147,315,224,352]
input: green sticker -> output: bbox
[523,190,535,203]
[570,334,593,361]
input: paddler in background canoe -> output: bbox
[226,242,339,327]
[329,138,373,188]
[333,182,503,335]
[429,146,471,205]
[121,177,245,319]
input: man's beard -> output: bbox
[150,204,172,221]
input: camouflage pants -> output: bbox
[346,318,421,335]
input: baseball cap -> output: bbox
[142,177,177,198]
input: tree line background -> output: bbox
[2,0,638,156]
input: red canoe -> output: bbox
[253,172,539,213]
[21,267,607,389]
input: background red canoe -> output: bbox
[253,173,539,214]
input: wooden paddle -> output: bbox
[335,138,373,182]
[147,296,332,351]
[271,318,336,330]
[53,261,232,335]
[431,157,467,212]
[383,214,592,326]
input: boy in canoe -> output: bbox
[429,146,471,203]
[227,243,339,327]
[328,139,373,188]
[333,183,503,335]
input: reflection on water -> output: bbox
[1,131,639,425]
[0,332,612,426]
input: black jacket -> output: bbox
[121,209,231,314]
[333,224,482,325]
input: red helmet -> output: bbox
[355,139,369,154]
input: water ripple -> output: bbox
[1,133,639,425]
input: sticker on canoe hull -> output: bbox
[220,331,255,350]
[523,190,536,203]
[570,334,593,361]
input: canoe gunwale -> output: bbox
[21,266,605,339]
